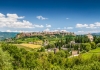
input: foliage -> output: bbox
[2,34,100,70]
[75,35,90,43]
[97,43,100,47]
[38,47,45,52]
[0,47,13,70]
[1,43,100,70]
[90,42,96,49]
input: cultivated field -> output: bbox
[15,44,41,49]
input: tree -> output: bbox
[90,42,96,49]
[85,43,91,52]
[80,43,91,52]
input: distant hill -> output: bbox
[0,32,19,40]
[91,33,100,35]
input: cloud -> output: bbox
[67,27,73,29]
[44,28,50,32]
[76,22,100,29]
[52,30,59,32]
[0,13,44,29]
[46,24,51,27]
[0,13,5,17]
[7,13,24,19]
[79,31,84,32]
[34,24,44,28]
[75,30,100,34]
[6,30,11,32]
[75,22,100,34]
[64,27,67,29]
[66,18,69,19]
[60,30,67,32]
[6,30,29,33]
[94,22,100,27]
[0,13,33,28]
[36,16,48,20]
[76,23,88,28]
[43,28,68,32]
[64,27,73,29]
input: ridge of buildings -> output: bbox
[16,31,75,38]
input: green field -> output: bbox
[81,47,100,59]
[89,47,100,53]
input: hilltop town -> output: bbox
[16,31,75,38]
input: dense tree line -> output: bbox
[93,35,100,44]
[45,35,97,52]
[75,35,90,43]
[0,43,100,70]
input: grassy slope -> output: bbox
[81,47,100,59]
[89,47,100,53]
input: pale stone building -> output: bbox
[86,33,93,42]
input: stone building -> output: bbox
[86,33,93,42]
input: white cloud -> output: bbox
[75,30,100,34]
[36,16,48,20]
[34,24,44,28]
[86,24,97,29]
[94,22,100,27]
[60,30,67,32]
[76,22,100,29]
[0,13,33,28]
[5,30,39,33]
[0,13,5,17]
[64,27,73,29]
[44,28,50,32]
[64,27,67,29]
[66,18,69,19]
[52,30,59,32]
[6,30,11,32]
[43,29,68,32]
[0,13,44,30]
[67,27,73,29]
[75,22,100,34]
[46,24,51,27]
[76,23,88,28]
[77,31,84,32]
[7,13,24,19]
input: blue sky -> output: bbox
[0,0,100,34]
